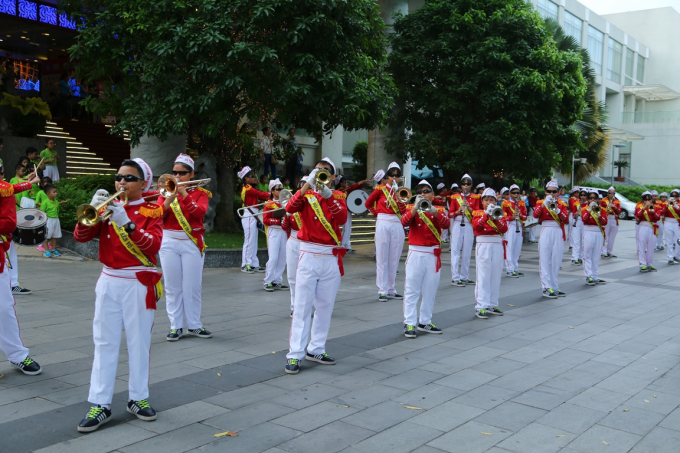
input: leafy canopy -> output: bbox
[386,0,587,181]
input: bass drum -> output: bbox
[347,190,369,214]
[14,208,47,245]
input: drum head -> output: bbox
[17,208,48,228]
[347,191,369,214]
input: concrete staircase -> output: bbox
[350,214,376,245]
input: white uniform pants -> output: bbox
[601,216,618,255]
[0,258,29,364]
[341,215,352,250]
[241,215,260,268]
[8,242,18,287]
[403,246,441,326]
[375,215,404,295]
[159,231,205,330]
[505,227,522,273]
[441,223,449,242]
[475,237,503,311]
[450,218,474,281]
[665,221,680,261]
[265,226,287,284]
[286,233,300,310]
[287,243,341,360]
[527,208,536,241]
[539,223,564,291]
[583,226,604,279]
[571,218,584,261]
[89,269,155,405]
[656,222,665,248]
[568,213,573,247]
[637,225,656,267]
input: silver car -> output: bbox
[575,186,636,220]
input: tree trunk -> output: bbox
[617,167,622,178]
[214,158,239,233]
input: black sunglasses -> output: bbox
[545,190,558,194]
[115,173,143,182]
[272,187,283,192]
[387,173,401,178]
[510,191,520,195]
[172,170,191,176]
[461,182,472,186]
[416,189,433,195]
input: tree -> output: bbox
[614,160,629,178]
[62,0,395,231]
[386,0,587,183]
[543,18,610,184]
[351,140,368,181]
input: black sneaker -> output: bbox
[571,260,578,265]
[11,285,31,295]
[489,307,504,316]
[78,406,111,433]
[388,292,403,299]
[187,327,212,338]
[378,293,388,302]
[649,266,658,272]
[542,289,558,299]
[452,280,466,287]
[510,271,520,278]
[255,266,266,273]
[11,356,42,375]
[347,249,356,253]
[586,277,596,286]
[596,279,606,285]
[611,255,617,258]
[241,265,254,274]
[464,279,475,284]
[285,358,300,374]
[417,323,442,334]
[640,265,650,272]
[404,325,417,338]
[602,254,611,258]
[264,283,275,292]
[305,352,336,365]
[475,309,488,319]
[273,283,289,291]
[290,311,293,318]
[166,328,183,342]
[127,399,157,421]
[669,260,675,265]
[557,290,566,297]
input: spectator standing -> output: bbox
[260,127,277,178]
[38,185,68,257]
[54,73,71,120]
[40,138,59,182]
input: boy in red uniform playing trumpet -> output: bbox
[581,190,609,285]
[401,180,450,338]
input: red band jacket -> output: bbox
[448,192,481,218]
[240,184,270,208]
[402,204,450,246]
[365,185,407,217]
[263,200,283,226]
[501,199,527,224]
[533,199,569,224]
[581,206,609,226]
[664,203,680,223]
[286,189,348,246]
[472,210,509,236]
[0,181,32,238]
[635,203,660,225]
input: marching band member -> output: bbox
[365,162,406,302]
[0,165,42,375]
[434,183,450,242]
[570,189,587,265]
[567,187,579,250]
[336,175,368,252]
[402,180,450,338]
[527,187,539,243]
[472,188,507,319]
[282,177,307,315]
[74,158,163,432]
[656,192,668,251]
[636,191,660,272]
[500,187,509,203]
[238,166,269,274]
[502,184,527,278]
[534,181,569,299]
[449,174,480,286]
[663,189,680,265]
[582,190,608,285]
[600,187,621,258]
[159,154,212,342]
[475,182,486,195]
[262,178,289,292]
[285,158,347,374]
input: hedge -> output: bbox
[56,174,117,230]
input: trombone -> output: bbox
[154,174,211,198]
[76,189,128,226]
[237,189,293,219]
[397,187,412,203]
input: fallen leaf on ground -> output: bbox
[217,373,222,377]
[0,374,3,379]
[653,395,657,398]
[342,405,349,408]
[655,367,659,371]
[481,432,492,435]
[602,441,609,445]
[569,326,574,329]
[557,434,567,437]
[214,431,237,438]
[644,399,650,403]
[623,409,629,412]
[507,304,515,307]
[272,351,276,354]
[404,405,423,410]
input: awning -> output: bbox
[608,127,645,142]
[623,84,680,101]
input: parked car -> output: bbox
[569,186,636,220]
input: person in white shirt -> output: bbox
[260,127,277,179]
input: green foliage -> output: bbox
[351,140,368,181]
[56,174,117,230]
[1,93,52,119]
[386,0,587,181]
[61,0,396,231]
[204,231,267,249]
[2,93,52,137]
[613,160,629,177]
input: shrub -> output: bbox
[1,93,51,138]
[56,174,117,230]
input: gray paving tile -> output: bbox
[202,401,295,432]
[433,369,497,391]
[623,390,680,415]
[330,384,407,410]
[277,421,373,453]
[203,383,286,410]
[197,422,301,453]
[120,422,221,453]
[0,397,63,424]
[474,401,547,432]
[567,387,632,413]
[537,403,607,435]
[33,423,156,453]
[599,405,665,436]
[129,401,227,434]
[324,368,392,391]
[272,401,358,432]
[566,424,642,453]
[630,426,680,452]
[0,418,73,453]
[495,422,573,452]
[451,385,521,410]
[366,356,429,375]
[271,383,348,410]
[511,386,576,410]
[391,384,463,410]
[342,400,419,432]
[352,421,443,453]
[595,373,654,396]
[379,369,444,391]
[410,401,486,432]
[179,363,278,392]
[469,358,528,376]
[427,420,512,453]
[488,370,550,392]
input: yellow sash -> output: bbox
[669,205,680,221]
[170,198,204,255]
[293,213,302,229]
[591,211,606,238]
[418,211,441,245]
[307,194,340,246]
[506,201,524,226]
[547,202,562,224]
[643,209,658,235]
[461,195,473,223]
[486,218,504,237]
[0,234,10,269]
[381,187,402,219]
[111,222,164,298]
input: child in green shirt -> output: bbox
[40,139,60,182]
[9,164,27,209]
[39,185,68,257]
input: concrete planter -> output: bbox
[57,230,268,268]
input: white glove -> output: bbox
[392,181,399,192]
[106,203,131,226]
[319,184,333,199]
[485,204,496,216]
[414,195,424,209]
[307,168,319,183]
[90,189,110,206]
[545,195,554,204]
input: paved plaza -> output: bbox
[1,221,679,453]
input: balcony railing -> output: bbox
[621,110,680,124]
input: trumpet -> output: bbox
[397,187,412,203]
[489,205,505,220]
[415,196,437,215]
[76,189,128,226]
[237,189,293,219]
[589,201,601,213]
[460,197,469,226]
[314,169,331,190]
[155,174,211,198]
[546,199,559,213]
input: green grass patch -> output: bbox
[204,231,267,249]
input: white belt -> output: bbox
[290,230,298,239]
[639,222,654,229]
[583,225,601,232]
[409,245,439,253]
[268,225,282,231]
[607,214,617,219]
[476,235,502,244]
[102,265,155,278]
[377,213,401,222]
[163,229,191,240]
[300,241,336,255]
[541,220,561,228]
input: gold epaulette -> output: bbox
[470,194,481,199]
[472,210,484,217]
[451,193,461,199]
[0,181,14,198]
[435,205,446,212]
[518,200,526,207]
[406,204,414,210]
[501,200,511,207]
[536,199,544,205]
[636,202,644,208]
[374,185,386,190]
[138,202,163,218]
[265,202,279,210]
[333,191,347,200]
[197,187,213,198]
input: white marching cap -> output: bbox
[373,169,385,182]
[237,166,252,180]
[481,187,497,199]
[437,183,445,190]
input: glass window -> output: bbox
[607,38,622,84]
[625,49,634,86]
[636,56,645,85]
[536,0,558,20]
[587,26,604,75]
[564,12,582,43]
